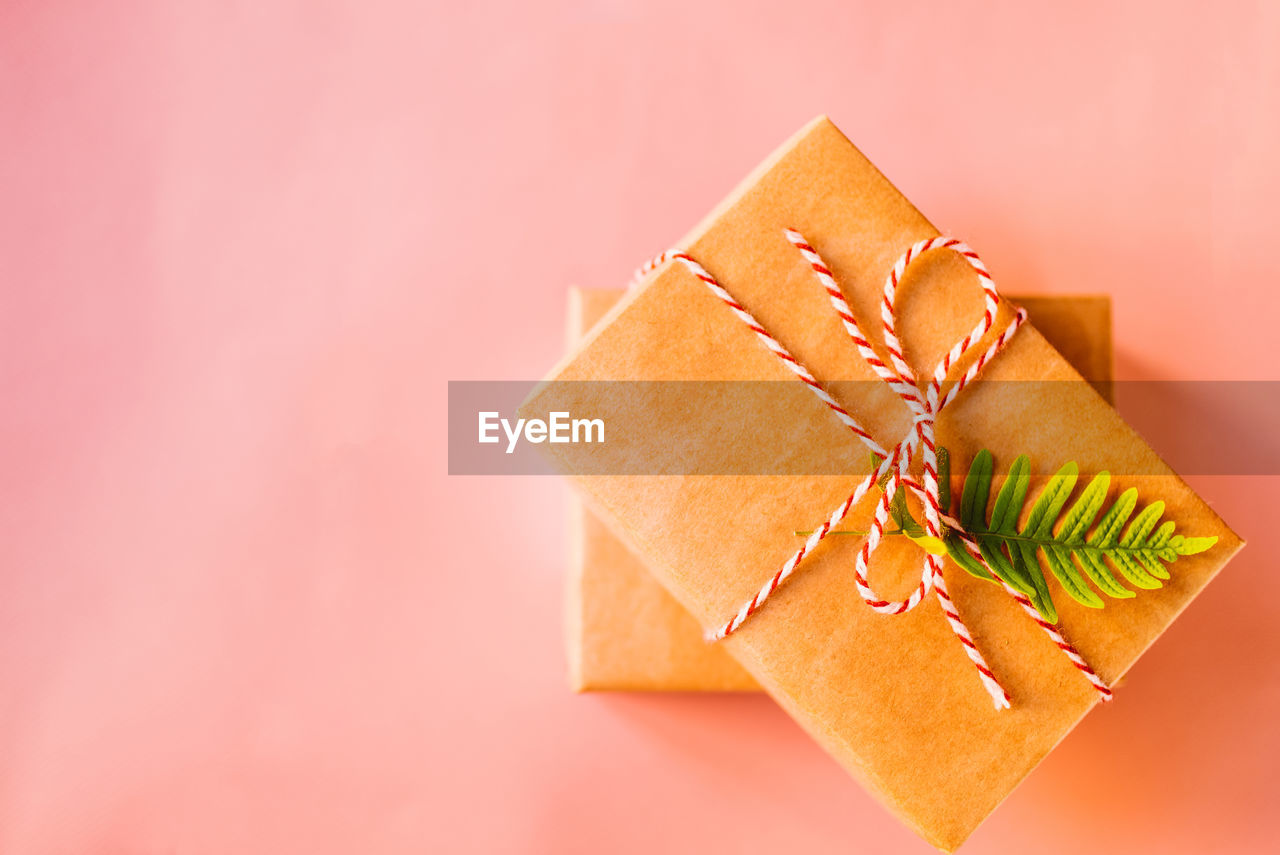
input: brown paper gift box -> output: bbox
[525,117,1242,850]
[567,288,1114,692]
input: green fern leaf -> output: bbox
[1177,536,1218,555]
[938,450,989,579]
[936,446,952,516]
[960,450,1038,596]
[843,447,1218,624]
[960,449,993,531]
[1022,461,1078,540]
[1015,540,1057,623]
[941,449,1217,623]
[990,455,1030,533]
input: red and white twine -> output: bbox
[631,231,1113,708]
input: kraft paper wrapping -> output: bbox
[524,117,1242,850]
[567,289,1114,693]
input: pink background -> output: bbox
[1,1,1276,852]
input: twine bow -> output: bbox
[633,230,1112,708]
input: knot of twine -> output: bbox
[632,230,1112,709]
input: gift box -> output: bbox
[567,287,1114,692]
[525,117,1242,850]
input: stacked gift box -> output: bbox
[523,117,1242,851]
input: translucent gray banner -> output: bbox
[448,381,1280,476]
